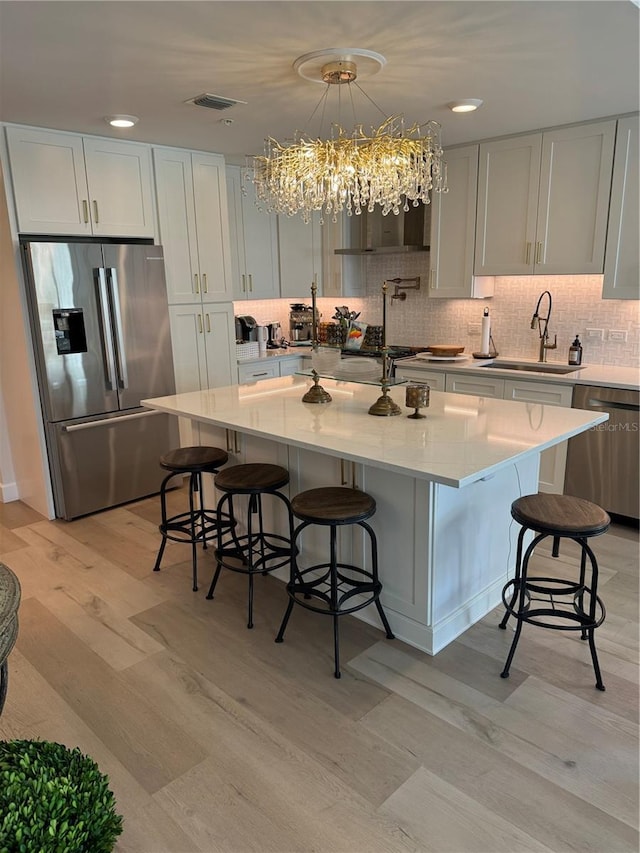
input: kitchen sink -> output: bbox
[480,360,585,375]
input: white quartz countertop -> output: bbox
[395,356,640,390]
[143,376,607,489]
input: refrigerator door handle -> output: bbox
[106,267,129,390]
[61,410,162,432]
[95,267,117,391]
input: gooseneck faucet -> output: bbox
[530,290,557,362]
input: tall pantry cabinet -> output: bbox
[153,147,236,442]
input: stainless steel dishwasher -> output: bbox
[565,385,639,520]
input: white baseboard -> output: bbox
[0,480,19,503]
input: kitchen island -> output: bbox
[143,376,607,655]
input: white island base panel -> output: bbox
[197,426,539,656]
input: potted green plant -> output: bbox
[0,739,123,852]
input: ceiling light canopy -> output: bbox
[249,48,448,223]
[105,115,139,128]
[448,99,483,113]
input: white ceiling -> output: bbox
[0,1,638,164]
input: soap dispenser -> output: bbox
[568,335,583,366]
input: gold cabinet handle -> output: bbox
[205,313,211,333]
[535,242,543,264]
[241,274,246,293]
[225,429,233,453]
[340,459,348,485]
[234,431,241,454]
[525,242,532,265]
[82,200,89,224]
[429,269,436,289]
[202,272,208,294]
[194,274,200,294]
[351,461,357,490]
[248,274,253,293]
[92,200,99,224]
[197,314,203,334]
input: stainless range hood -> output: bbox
[335,202,431,254]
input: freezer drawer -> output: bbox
[565,385,639,520]
[49,409,178,520]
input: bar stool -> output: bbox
[499,493,610,690]
[153,446,232,592]
[206,463,295,629]
[0,562,21,716]
[275,486,395,678]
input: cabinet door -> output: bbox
[278,211,322,298]
[475,134,542,275]
[226,166,278,299]
[279,357,303,376]
[445,373,505,398]
[430,145,480,298]
[168,305,209,394]
[395,366,446,392]
[82,137,155,237]
[536,121,615,274]
[153,148,200,304]
[202,302,236,388]
[603,116,639,299]
[321,213,364,297]
[503,380,572,493]
[5,126,91,235]
[192,153,233,301]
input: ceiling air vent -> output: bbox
[186,93,246,111]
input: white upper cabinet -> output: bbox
[226,165,279,300]
[154,148,232,304]
[475,120,616,275]
[278,211,322,298]
[6,126,155,237]
[429,145,493,299]
[321,213,364,298]
[603,115,639,300]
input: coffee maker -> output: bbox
[235,315,258,342]
[289,304,314,343]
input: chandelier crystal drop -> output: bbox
[249,51,448,224]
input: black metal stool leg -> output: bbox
[361,521,395,639]
[582,539,605,691]
[330,524,341,678]
[500,526,527,629]
[188,473,199,591]
[500,539,536,679]
[153,471,174,572]
[275,599,295,643]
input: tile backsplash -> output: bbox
[236,254,640,368]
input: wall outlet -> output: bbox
[467,322,482,335]
[585,328,604,341]
[608,329,628,343]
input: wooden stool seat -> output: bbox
[511,494,610,537]
[276,486,394,678]
[291,486,375,525]
[0,562,21,715]
[215,463,289,494]
[500,492,610,691]
[153,446,231,591]
[160,445,229,473]
[207,464,294,629]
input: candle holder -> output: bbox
[405,383,430,419]
[302,280,331,405]
[369,282,402,417]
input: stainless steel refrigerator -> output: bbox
[21,240,178,520]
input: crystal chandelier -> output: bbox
[249,49,448,223]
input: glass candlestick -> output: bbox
[405,383,430,418]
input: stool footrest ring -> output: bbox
[287,562,382,616]
[215,533,293,576]
[501,577,606,631]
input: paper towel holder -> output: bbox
[472,335,499,359]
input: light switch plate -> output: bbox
[585,328,604,341]
[608,330,628,342]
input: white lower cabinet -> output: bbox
[169,302,235,444]
[396,364,572,493]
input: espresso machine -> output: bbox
[289,304,314,343]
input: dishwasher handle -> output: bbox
[586,397,640,412]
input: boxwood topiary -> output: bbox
[0,739,123,852]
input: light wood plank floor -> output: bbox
[0,493,638,853]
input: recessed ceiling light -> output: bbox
[448,99,483,113]
[104,115,139,128]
